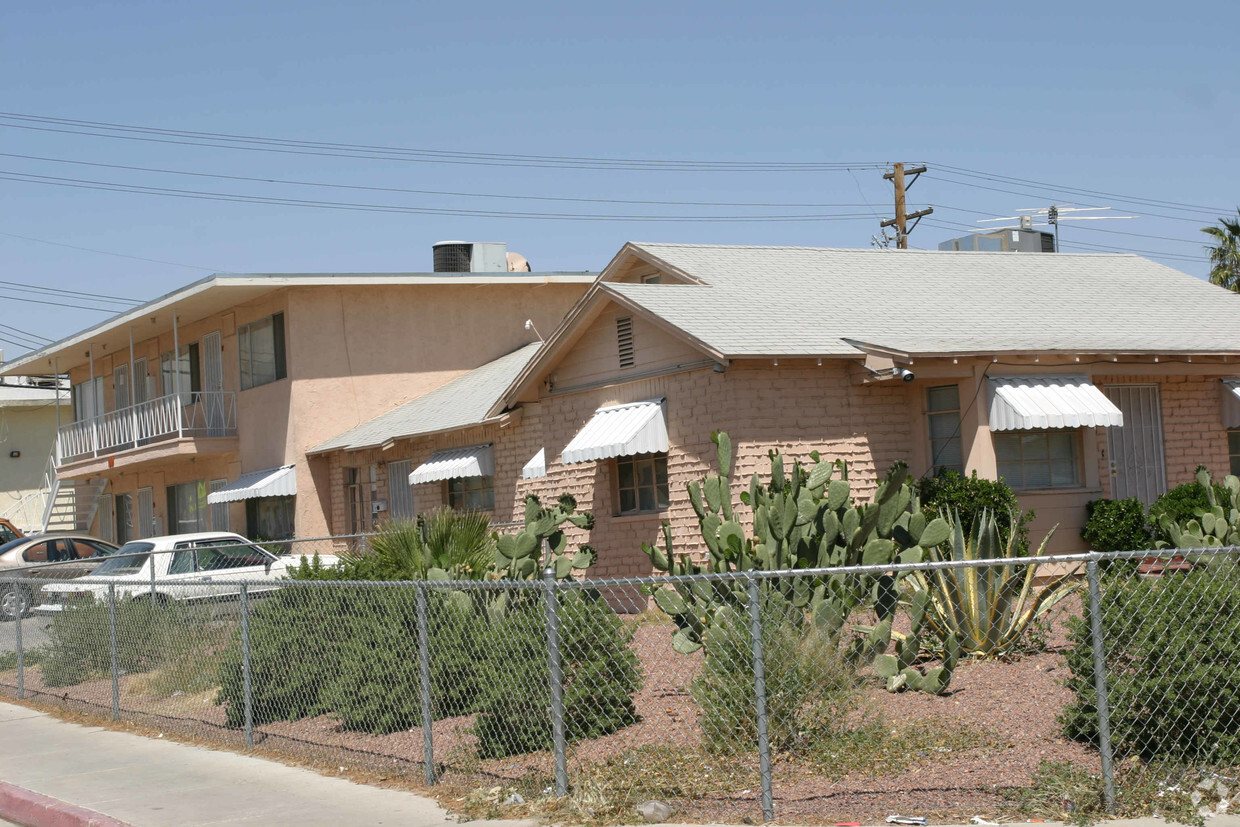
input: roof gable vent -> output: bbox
[616,316,635,369]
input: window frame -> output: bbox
[926,384,964,476]
[238,312,287,391]
[160,343,201,405]
[993,428,1083,491]
[1229,430,1240,477]
[613,452,670,516]
[165,480,209,535]
[445,475,495,512]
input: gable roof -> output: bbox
[605,243,1240,357]
[489,243,1240,417]
[310,342,542,454]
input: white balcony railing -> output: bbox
[57,391,237,464]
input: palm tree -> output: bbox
[1203,209,1240,292]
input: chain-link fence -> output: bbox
[1,542,1238,823]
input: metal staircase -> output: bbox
[36,455,109,534]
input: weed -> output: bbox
[1006,759,1215,826]
[0,647,44,670]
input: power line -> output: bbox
[0,291,128,312]
[0,230,223,272]
[0,113,888,172]
[0,278,139,305]
[0,171,887,222]
[929,204,1206,245]
[0,323,50,344]
[932,163,1229,215]
[0,151,899,210]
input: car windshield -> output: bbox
[91,542,155,575]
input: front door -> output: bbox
[1105,384,1167,505]
[202,331,225,435]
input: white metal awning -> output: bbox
[1222,380,1240,428]
[561,399,669,464]
[207,465,297,504]
[409,445,494,485]
[988,375,1123,431]
[522,447,547,479]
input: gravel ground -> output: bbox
[0,598,1097,824]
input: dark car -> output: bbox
[0,533,119,620]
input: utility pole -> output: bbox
[881,163,933,249]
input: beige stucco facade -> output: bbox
[12,274,589,540]
[0,392,69,532]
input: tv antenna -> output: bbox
[976,205,1137,252]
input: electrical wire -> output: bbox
[0,113,888,172]
[0,230,224,273]
[0,279,139,306]
[0,291,129,312]
[0,171,887,222]
[0,152,901,210]
[0,322,52,346]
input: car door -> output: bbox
[192,538,279,599]
[154,541,204,601]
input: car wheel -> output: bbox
[0,586,31,621]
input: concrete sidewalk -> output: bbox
[3,700,1239,827]
[0,701,531,826]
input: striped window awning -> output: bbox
[206,465,297,503]
[409,445,494,485]
[1222,380,1240,428]
[522,448,547,479]
[561,399,669,464]
[988,376,1123,431]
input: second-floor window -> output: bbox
[239,312,287,390]
[72,377,104,422]
[161,344,200,405]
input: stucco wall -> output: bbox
[0,403,66,530]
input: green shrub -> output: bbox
[1148,468,1230,543]
[1081,497,1152,552]
[690,589,855,754]
[1061,568,1240,763]
[41,598,209,688]
[918,470,1033,554]
[473,593,641,759]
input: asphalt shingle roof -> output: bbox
[604,244,1240,356]
[311,343,541,454]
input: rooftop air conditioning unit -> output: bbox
[432,241,510,273]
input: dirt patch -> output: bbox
[0,602,1096,825]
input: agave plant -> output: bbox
[908,508,1077,658]
[341,509,496,581]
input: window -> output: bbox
[209,479,230,531]
[994,430,1081,489]
[0,523,19,544]
[246,496,295,540]
[641,274,662,284]
[71,377,104,422]
[1230,430,1240,477]
[166,480,208,535]
[926,385,963,475]
[447,476,495,511]
[238,313,287,390]
[161,343,201,405]
[615,453,669,515]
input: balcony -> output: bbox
[57,391,238,466]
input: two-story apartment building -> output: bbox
[0,243,592,541]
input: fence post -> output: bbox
[1086,557,1116,814]
[240,583,254,748]
[107,583,120,722]
[149,556,157,607]
[542,566,568,797]
[13,580,24,700]
[746,575,775,823]
[415,584,435,785]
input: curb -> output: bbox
[0,780,131,827]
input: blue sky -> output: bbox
[2,0,1237,356]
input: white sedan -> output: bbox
[37,532,338,611]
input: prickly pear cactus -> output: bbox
[495,493,597,581]
[641,431,956,694]
[1157,468,1240,549]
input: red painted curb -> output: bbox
[0,780,131,827]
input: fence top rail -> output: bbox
[8,545,1240,590]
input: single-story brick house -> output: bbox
[313,243,1240,577]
